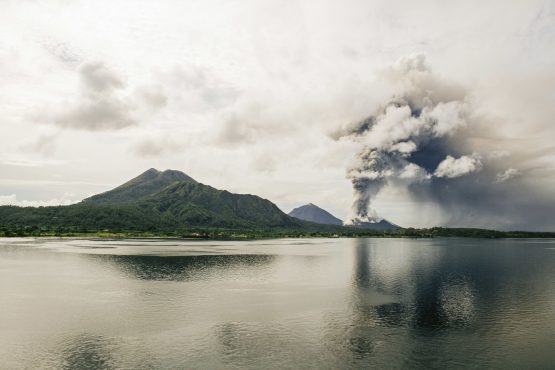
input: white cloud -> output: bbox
[79,62,124,93]
[45,62,137,131]
[0,193,78,207]
[0,158,67,167]
[399,163,430,182]
[428,101,468,137]
[389,141,417,155]
[496,168,519,183]
[131,135,182,158]
[434,154,483,178]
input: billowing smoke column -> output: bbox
[332,54,555,230]
[347,148,400,223]
[337,54,481,225]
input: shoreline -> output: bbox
[1,227,555,240]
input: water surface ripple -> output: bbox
[1,237,554,369]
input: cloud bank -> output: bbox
[39,62,170,131]
[51,62,137,130]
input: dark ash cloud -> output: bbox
[337,54,555,230]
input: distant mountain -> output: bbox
[288,203,343,225]
[0,168,304,231]
[347,219,398,231]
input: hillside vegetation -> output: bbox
[1,169,553,239]
[0,169,302,232]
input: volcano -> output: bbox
[346,218,399,230]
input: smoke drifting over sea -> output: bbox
[335,54,555,230]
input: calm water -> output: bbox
[1,238,555,369]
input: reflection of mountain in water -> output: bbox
[91,254,276,281]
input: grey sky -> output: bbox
[1,0,554,229]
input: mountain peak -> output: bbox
[136,168,195,181]
[145,168,161,174]
[83,168,196,204]
[160,169,193,181]
[135,168,162,181]
[288,203,343,225]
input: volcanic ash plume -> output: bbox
[346,149,400,224]
[337,54,476,225]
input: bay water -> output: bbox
[1,237,554,369]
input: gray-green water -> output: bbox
[1,238,555,369]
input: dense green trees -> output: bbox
[0,175,302,234]
[1,168,553,239]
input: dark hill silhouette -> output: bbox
[347,219,398,231]
[288,203,343,225]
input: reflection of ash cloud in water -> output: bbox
[374,302,411,328]
[360,240,419,298]
[57,333,160,369]
[438,276,475,326]
[322,316,381,364]
[353,239,477,331]
[59,334,115,370]
[90,254,275,281]
[214,322,316,368]
[321,239,483,366]
[350,239,421,329]
[320,240,403,365]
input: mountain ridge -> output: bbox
[0,168,403,234]
[0,168,307,230]
[3,170,555,238]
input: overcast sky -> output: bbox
[1,0,554,229]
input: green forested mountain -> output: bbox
[0,169,303,232]
[2,169,553,238]
[84,168,196,204]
